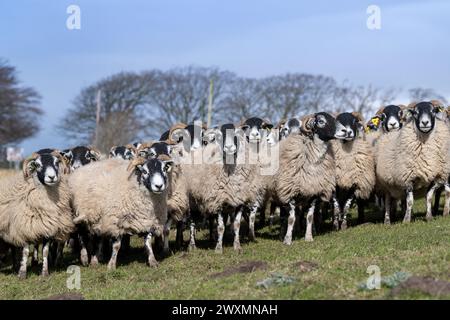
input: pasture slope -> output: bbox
[0,191,449,299]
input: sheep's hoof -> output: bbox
[403,217,411,223]
[80,251,89,267]
[425,215,433,222]
[214,246,223,254]
[148,259,159,268]
[90,257,99,267]
[248,232,256,242]
[283,238,292,246]
[188,244,197,252]
[107,263,116,271]
[41,270,49,277]
[384,218,391,225]
[305,235,314,242]
[18,271,27,280]
[233,243,242,253]
[333,220,340,231]
[341,220,348,230]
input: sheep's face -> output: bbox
[304,112,337,141]
[216,123,245,156]
[64,146,100,171]
[110,146,135,160]
[170,124,205,152]
[27,154,63,186]
[241,117,274,144]
[381,105,403,132]
[137,158,173,194]
[408,102,441,133]
[140,142,172,159]
[280,118,301,140]
[335,113,363,141]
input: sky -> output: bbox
[1,0,449,154]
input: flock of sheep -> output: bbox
[0,100,449,279]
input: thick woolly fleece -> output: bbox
[69,158,168,237]
[0,173,74,246]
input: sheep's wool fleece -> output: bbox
[376,119,450,196]
[0,173,74,246]
[69,158,167,237]
[167,164,189,222]
[182,142,261,215]
[272,134,336,204]
[331,136,376,199]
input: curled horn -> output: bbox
[125,144,138,156]
[375,106,385,116]
[167,123,187,144]
[51,150,70,174]
[261,118,274,129]
[127,157,146,172]
[351,112,365,124]
[300,114,315,134]
[22,152,40,179]
[88,146,102,160]
[275,119,287,129]
[157,154,172,162]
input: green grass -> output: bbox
[0,198,449,300]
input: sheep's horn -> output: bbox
[351,112,365,123]
[300,114,315,134]
[375,106,385,115]
[275,119,287,129]
[51,150,70,174]
[88,146,102,160]
[157,154,172,162]
[125,144,138,155]
[127,157,146,172]
[22,152,40,179]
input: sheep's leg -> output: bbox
[433,187,443,216]
[162,217,172,257]
[341,196,354,230]
[41,240,50,277]
[403,188,414,223]
[209,215,216,243]
[384,194,391,225]
[107,236,122,271]
[443,183,450,217]
[332,196,340,231]
[90,236,104,267]
[175,220,184,250]
[283,201,296,245]
[18,244,30,280]
[233,208,243,252]
[357,199,365,224]
[144,232,158,267]
[31,243,39,267]
[188,222,197,251]
[54,241,64,267]
[248,203,258,241]
[215,213,225,254]
[269,202,277,228]
[426,183,437,221]
[78,233,89,267]
[305,199,317,242]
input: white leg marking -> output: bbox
[341,196,353,230]
[107,236,122,270]
[248,203,257,241]
[188,222,197,251]
[283,201,296,245]
[426,184,437,221]
[305,199,317,242]
[215,213,224,254]
[41,241,50,277]
[145,232,158,267]
[403,190,414,223]
[18,244,30,279]
[384,194,391,225]
[163,217,172,255]
[444,183,450,217]
[233,209,243,252]
[332,196,340,231]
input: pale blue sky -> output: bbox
[1,0,449,154]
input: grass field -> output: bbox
[0,193,449,300]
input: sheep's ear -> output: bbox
[88,147,101,160]
[204,128,219,143]
[434,106,447,120]
[261,119,274,130]
[163,160,174,173]
[109,146,116,158]
[22,154,39,179]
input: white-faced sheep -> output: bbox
[69,156,173,269]
[376,101,450,223]
[330,112,376,229]
[0,151,74,278]
[109,144,137,160]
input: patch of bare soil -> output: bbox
[390,276,450,297]
[43,293,85,300]
[209,261,268,279]
[294,261,318,273]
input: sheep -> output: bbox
[69,156,173,269]
[330,112,376,230]
[182,123,263,253]
[267,112,342,244]
[62,145,102,171]
[376,101,450,223]
[109,144,137,160]
[0,151,74,278]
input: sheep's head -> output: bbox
[335,112,365,141]
[109,144,136,160]
[279,118,302,141]
[301,112,338,142]
[63,146,101,171]
[240,117,274,144]
[404,101,446,133]
[23,151,68,186]
[128,155,173,194]
[137,141,172,159]
[375,105,404,132]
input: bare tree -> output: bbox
[409,87,448,104]
[0,60,42,145]
[58,71,157,152]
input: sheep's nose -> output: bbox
[154,183,163,190]
[389,122,396,127]
[421,120,429,126]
